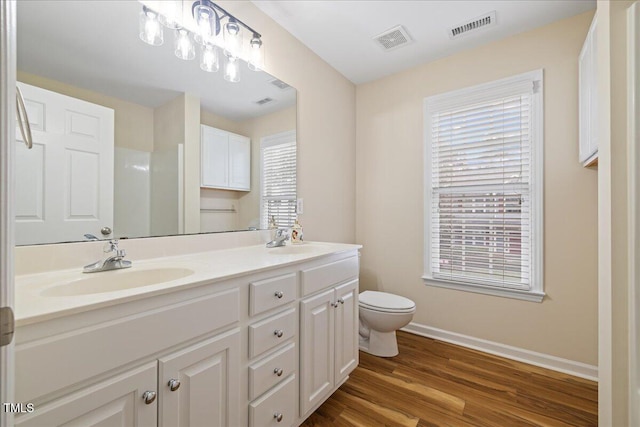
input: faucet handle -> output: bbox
[103,239,119,253]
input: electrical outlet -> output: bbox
[296,198,304,214]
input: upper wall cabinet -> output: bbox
[578,15,598,167]
[201,125,251,191]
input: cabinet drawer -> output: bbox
[249,308,296,358]
[250,273,297,316]
[249,343,296,400]
[301,256,359,296]
[249,374,296,427]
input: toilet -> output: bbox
[358,291,416,357]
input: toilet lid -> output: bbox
[359,291,416,313]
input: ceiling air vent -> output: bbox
[270,78,291,90]
[373,25,412,51]
[449,11,497,39]
[255,97,274,106]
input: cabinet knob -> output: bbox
[274,291,284,299]
[274,367,284,377]
[274,329,284,338]
[168,379,181,391]
[142,391,156,405]
[338,298,345,305]
[331,302,338,308]
[274,412,284,423]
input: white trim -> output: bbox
[627,4,640,426]
[423,70,544,300]
[0,1,16,426]
[402,322,598,382]
[423,276,545,302]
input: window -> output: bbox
[423,70,544,302]
[260,130,297,229]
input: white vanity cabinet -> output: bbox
[201,124,251,190]
[578,14,598,167]
[299,257,359,417]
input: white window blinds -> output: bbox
[425,71,543,294]
[261,131,297,229]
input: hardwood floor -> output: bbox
[301,331,598,427]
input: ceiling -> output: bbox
[252,0,596,84]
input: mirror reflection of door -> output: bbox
[15,83,114,245]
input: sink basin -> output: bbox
[40,267,195,297]
[267,244,326,255]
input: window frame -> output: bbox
[259,130,297,229]
[423,70,545,302]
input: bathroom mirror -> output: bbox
[15,0,297,246]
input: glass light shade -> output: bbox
[248,35,263,71]
[193,2,218,45]
[223,20,242,57]
[224,55,240,83]
[174,28,195,60]
[139,7,163,46]
[158,0,181,29]
[200,44,219,72]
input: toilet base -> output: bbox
[358,329,399,357]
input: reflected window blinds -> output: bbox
[261,135,297,229]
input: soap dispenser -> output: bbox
[291,219,303,244]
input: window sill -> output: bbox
[422,276,545,303]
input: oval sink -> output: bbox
[40,267,195,297]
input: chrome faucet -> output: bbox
[83,240,132,273]
[266,229,289,248]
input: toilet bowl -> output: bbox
[358,291,416,357]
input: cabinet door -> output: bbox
[158,329,240,427]
[578,31,592,163]
[228,134,250,190]
[334,280,359,385]
[299,289,335,416]
[201,125,229,188]
[15,362,157,427]
[588,20,598,157]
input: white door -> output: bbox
[228,134,250,190]
[334,280,359,385]
[14,362,157,427]
[201,125,228,188]
[299,288,334,416]
[14,82,114,245]
[158,330,240,427]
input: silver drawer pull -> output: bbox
[274,367,284,377]
[331,302,339,308]
[274,329,284,338]
[168,379,181,391]
[338,298,345,305]
[274,412,283,423]
[142,391,156,404]
[274,291,284,299]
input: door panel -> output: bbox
[334,280,359,385]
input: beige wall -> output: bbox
[17,71,154,152]
[355,11,598,365]
[596,0,634,425]
[220,2,356,244]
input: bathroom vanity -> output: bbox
[12,240,360,427]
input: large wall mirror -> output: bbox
[15,0,297,246]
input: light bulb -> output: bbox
[200,44,219,72]
[174,28,195,60]
[224,20,242,57]
[193,0,219,45]
[139,6,163,46]
[248,34,263,71]
[224,55,240,83]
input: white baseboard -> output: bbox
[401,322,598,382]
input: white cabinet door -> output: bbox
[201,126,229,188]
[299,289,335,416]
[14,362,157,427]
[158,329,240,427]
[588,20,598,157]
[334,280,359,385]
[15,82,114,245]
[228,134,250,190]
[578,16,598,165]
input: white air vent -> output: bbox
[373,25,412,51]
[449,11,497,39]
[270,79,291,90]
[255,97,274,106]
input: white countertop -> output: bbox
[15,242,361,326]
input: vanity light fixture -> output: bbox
[138,0,264,82]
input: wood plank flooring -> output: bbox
[301,331,598,427]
